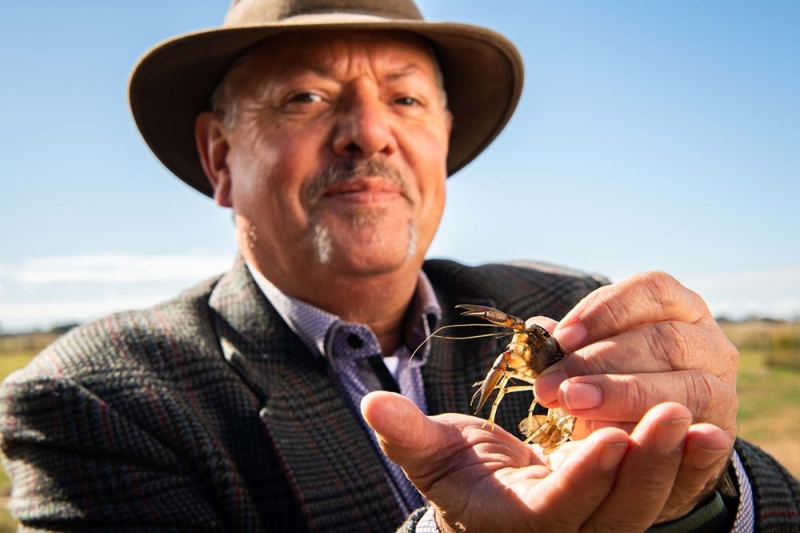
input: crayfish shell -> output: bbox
[518,408,576,454]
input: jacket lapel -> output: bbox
[209,258,405,531]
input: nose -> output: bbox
[331,86,397,159]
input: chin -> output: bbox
[326,243,420,277]
[310,213,420,274]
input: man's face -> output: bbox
[203,31,451,290]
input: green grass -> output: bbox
[734,348,800,477]
[737,350,800,420]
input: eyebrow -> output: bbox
[277,61,427,83]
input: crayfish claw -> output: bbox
[455,304,526,330]
[471,363,506,414]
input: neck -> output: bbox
[250,256,422,356]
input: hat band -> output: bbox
[259,13,395,26]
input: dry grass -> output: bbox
[0,323,797,528]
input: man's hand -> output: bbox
[362,392,730,532]
[534,271,738,521]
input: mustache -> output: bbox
[304,159,408,205]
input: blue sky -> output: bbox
[1,1,798,332]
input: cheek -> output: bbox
[412,116,450,166]
[407,132,449,206]
[229,130,312,215]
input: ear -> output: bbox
[195,111,233,207]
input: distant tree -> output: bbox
[50,322,81,335]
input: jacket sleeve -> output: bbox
[734,438,800,530]
[0,358,227,532]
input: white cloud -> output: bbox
[15,252,233,284]
[1,252,235,332]
[676,266,800,319]
[0,294,172,332]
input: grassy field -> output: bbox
[727,320,800,477]
[0,323,798,529]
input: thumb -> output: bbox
[361,391,442,470]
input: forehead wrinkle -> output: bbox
[272,59,431,93]
[277,36,433,81]
[384,64,427,84]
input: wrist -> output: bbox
[433,507,466,533]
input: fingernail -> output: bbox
[556,321,588,352]
[536,369,568,402]
[655,419,691,455]
[692,447,730,470]
[599,441,629,471]
[562,381,602,411]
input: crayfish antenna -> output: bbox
[409,323,512,360]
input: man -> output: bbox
[1,0,797,531]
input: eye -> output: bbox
[287,92,323,104]
[394,96,421,107]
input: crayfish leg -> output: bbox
[520,409,577,454]
[519,413,546,440]
[521,396,540,437]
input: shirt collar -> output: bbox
[245,262,441,360]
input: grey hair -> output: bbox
[210,38,449,129]
[210,50,263,130]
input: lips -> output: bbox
[321,177,406,204]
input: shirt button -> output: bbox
[346,333,364,349]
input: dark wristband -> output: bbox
[648,466,738,533]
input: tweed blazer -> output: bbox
[1,257,798,532]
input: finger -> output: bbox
[657,424,734,522]
[524,316,558,333]
[533,427,630,519]
[587,402,691,532]
[556,321,737,378]
[361,391,445,470]
[555,371,737,435]
[360,391,528,486]
[553,272,714,353]
[571,418,638,439]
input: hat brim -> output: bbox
[129,19,524,197]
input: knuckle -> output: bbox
[650,321,692,370]
[638,271,681,307]
[571,341,612,376]
[583,349,609,376]
[684,371,717,420]
[620,376,649,418]
[594,288,631,332]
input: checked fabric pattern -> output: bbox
[1,256,799,532]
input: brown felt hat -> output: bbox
[129,0,524,197]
